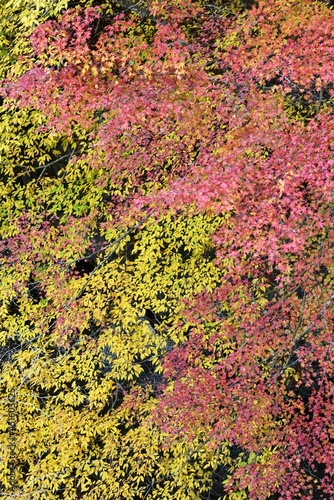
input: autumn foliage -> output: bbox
[0,0,333,499]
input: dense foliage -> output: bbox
[0,0,333,498]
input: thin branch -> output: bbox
[0,152,74,173]
[37,149,75,181]
[316,87,324,114]
[116,0,150,18]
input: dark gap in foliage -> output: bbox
[100,344,116,375]
[200,445,245,500]
[0,243,12,259]
[296,284,305,300]
[260,75,281,91]
[49,345,68,359]
[143,308,162,328]
[17,146,75,187]
[137,359,164,394]
[72,258,95,278]
[315,264,329,285]
[300,460,333,500]
[7,298,20,316]
[27,276,45,304]
[97,389,124,416]
[200,462,229,499]
[0,338,22,364]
